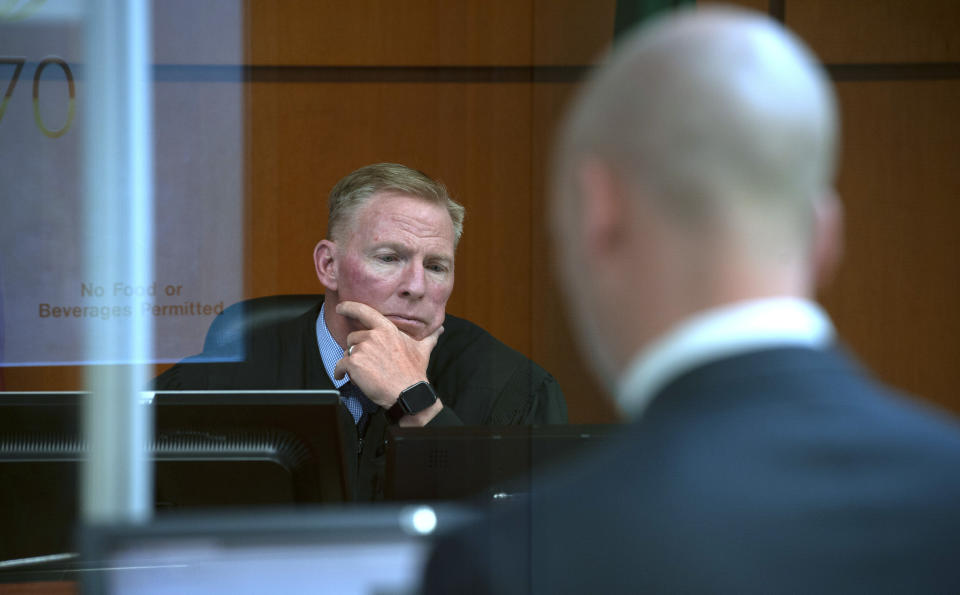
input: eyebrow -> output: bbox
[372,242,453,264]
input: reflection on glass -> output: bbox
[0,1,245,373]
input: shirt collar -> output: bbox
[316,302,349,388]
[616,297,835,420]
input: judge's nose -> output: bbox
[398,263,426,299]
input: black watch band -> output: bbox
[388,381,437,421]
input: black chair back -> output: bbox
[202,294,322,356]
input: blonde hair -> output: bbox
[328,163,465,246]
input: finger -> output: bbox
[333,356,350,381]
[345,329,372,350]
[336,301,393,331]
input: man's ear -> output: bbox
[577,158,629,261]
[314,240,339,291]
[811,190,844,290]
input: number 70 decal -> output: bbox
[0,56,76,138]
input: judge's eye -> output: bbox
[427,264,448,274]
[377,254,399,263]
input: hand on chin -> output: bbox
[333,301,444,411]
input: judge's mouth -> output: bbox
[385,314,426,329]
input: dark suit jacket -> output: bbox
[425,347,960,594]
[154,299,567,500]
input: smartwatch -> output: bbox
[389,381,438,420]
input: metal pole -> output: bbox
[82,0,154,524]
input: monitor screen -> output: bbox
[0,390,349,565]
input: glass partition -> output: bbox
[0,0,248,557]
[0,1,245,374]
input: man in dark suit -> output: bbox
[425,7,960,593]
[155,163,566,499]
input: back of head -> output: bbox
[327,163,466,246]
[558,6,838,258]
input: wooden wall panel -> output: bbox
[820,81,960,412]
[531,82,618,423]
[3,365,83,391]
[245,80,535,356]
[720,0,771,14]
[533,0,616,65]
[786,0,960,63]
[528,0,618,421]
[246,0,533,66]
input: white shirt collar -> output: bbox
[616,297,835,420]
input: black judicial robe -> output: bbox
[154,299,568,500]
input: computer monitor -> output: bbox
[0,390,349,565]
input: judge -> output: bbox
[155,163,567,500]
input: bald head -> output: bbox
[558,6,838,253]
[551,7,843,381]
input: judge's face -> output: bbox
[328,192,455,340]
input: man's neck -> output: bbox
[615,296,834,420]
[615,257,814,374]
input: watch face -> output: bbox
[401,382,437,414]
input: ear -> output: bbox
[811,190,844,290]
[577,158,630,261]
[314,240,339,292]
